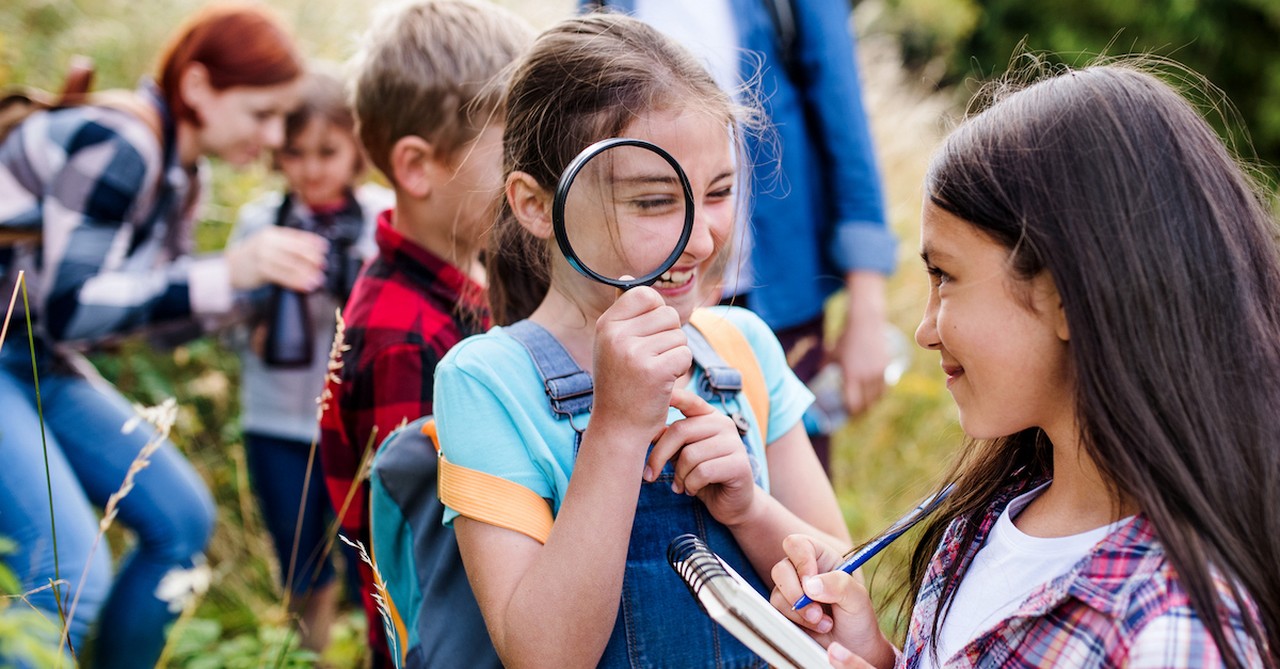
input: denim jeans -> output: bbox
[598,455,768,669]
[0,343,214,668]
[244,431,359,599]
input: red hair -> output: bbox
[156,2,303,125]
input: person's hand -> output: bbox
[592,286,691,440]
[835,271,890,418]
[226,226,329,292]
[645,388,756,524]
[769,534,897,669]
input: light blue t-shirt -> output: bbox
[434,306,813,527]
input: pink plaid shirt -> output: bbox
[900,481,1265,668]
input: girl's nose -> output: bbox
[916,296,940,350]
[684,208,716,263]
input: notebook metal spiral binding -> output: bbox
[667,533,730,606]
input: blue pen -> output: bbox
[792,484,955,610]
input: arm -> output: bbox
[792,0,898,417]
[23,111,325,343]
[33,121,214,342]
[836,270,890,417]
[647,308,850,580]
[649,413,850,583]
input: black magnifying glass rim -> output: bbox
[552,137,696,291]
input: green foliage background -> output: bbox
[1,0,1275,665]
[870,0,1280,181]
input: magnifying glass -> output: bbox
[552,138,696,291]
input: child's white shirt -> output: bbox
[923,483,1132,668]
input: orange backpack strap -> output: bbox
[424,420,554,544]
[688,308,770,441]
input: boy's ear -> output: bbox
[506,171,552,239]
[390,136,435,199]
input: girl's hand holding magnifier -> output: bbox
[592,283,690,443]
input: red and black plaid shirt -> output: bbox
[318,210,487,664]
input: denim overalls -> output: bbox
[506,320,769,669]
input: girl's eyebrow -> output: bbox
[920,246,955,265]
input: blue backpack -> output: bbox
[369,308,770,668]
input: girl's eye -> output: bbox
[630,195,678,212]
[708,185,734,200]
[926,264,951,287]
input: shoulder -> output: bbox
[17,105,160,188]
[439,328,531,379]
[1073,521,1262,664]
[1123,573,1263,666]
[694,304,775,346]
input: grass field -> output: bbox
[1,1,965,664]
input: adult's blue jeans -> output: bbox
[0,342,214,668]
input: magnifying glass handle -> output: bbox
[616,275,636,298]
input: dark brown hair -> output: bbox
[907,62,1280,667]
[273,66,362,174]
[488,12,742,325]
[156,2,303,125]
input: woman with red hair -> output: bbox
[0,4,323,666]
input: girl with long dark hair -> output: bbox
[771,63,1278,668]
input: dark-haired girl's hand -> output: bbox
[769,534,897,669]
[646,388,756,523]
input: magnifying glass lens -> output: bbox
[557,140,693,289]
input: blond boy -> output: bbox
[316,2,532,665]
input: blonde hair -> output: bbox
[349,0,533,184]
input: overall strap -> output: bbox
[682,323,743,400]
[688,308,770,440]
[504,320,594,423]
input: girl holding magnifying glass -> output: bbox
[432,12,849,668]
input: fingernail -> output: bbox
[830,643,852,662]
[803,576,823,597]
[816,617,833,634]
[803,606,822,624]
[671,481,682,494]
[643,466,653,482]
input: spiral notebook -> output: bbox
[667,534,832,669]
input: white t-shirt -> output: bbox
[922,484,1133,668]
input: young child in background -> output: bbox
[432,13,850,667]
[770,63,1279,668]
[228,66,390,654]
[314,1,533,666]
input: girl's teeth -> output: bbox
[658,269,692,286]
